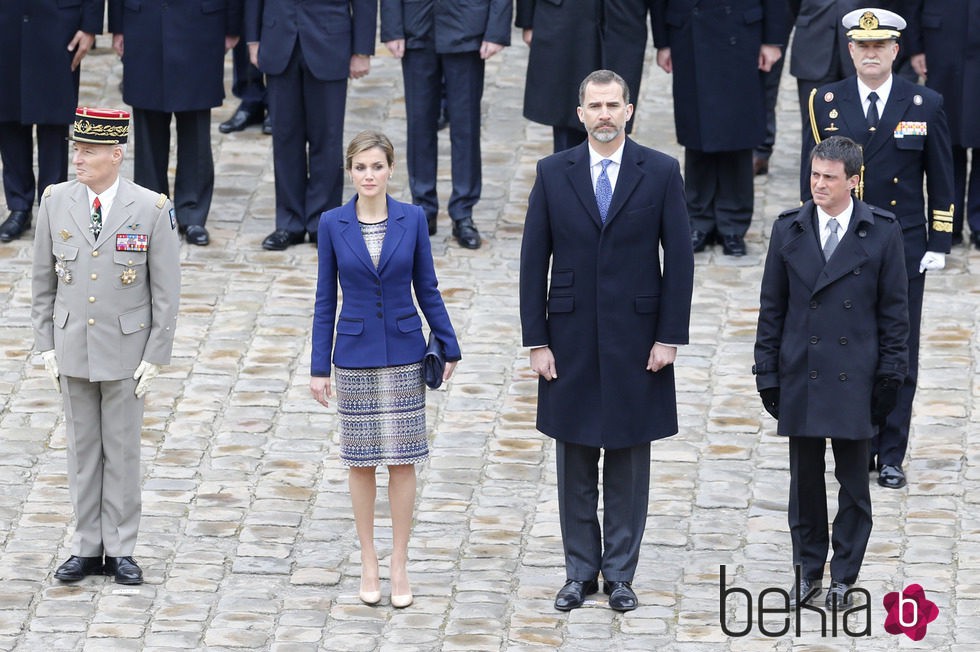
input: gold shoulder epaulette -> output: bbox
[155,193,167,208]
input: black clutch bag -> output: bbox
[423,332,446,389]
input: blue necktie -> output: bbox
[596,159,612,223]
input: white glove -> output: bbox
[133,360,160,398]
[919,251,946,273]
[40,350,60,393]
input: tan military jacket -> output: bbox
[31,178,180,382]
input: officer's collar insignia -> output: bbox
[913,94,923,106]
[59,229,72,241]
[824,91,834,102]
[829,109,839,119]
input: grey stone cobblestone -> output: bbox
[0,26,976,651]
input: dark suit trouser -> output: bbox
[133,108,213,227]
[231,39,267,112]
[788,437,872,585]
[873,272,924,466]
[266,44,346,235]
[556,440,650,582]
[62,375,145,557]
[552,127,587,154]
[684,148,754,237]
[402,49,484,224]
[755,55,786,158]
[0,122,69,210]
[952,145,980,236]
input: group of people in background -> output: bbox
[5,0,978,618]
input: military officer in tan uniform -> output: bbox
[31,108,180,585]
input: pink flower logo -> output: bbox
[883,584,939,641]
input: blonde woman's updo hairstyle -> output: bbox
[345,130,395,170]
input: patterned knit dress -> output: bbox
[333,220,428,467]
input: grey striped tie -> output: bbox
[823,218,840,260]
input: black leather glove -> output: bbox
[759,387,779,419]
[871,377,901,427]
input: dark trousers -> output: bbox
[684,148,754,237]
[873,272,924,466]
[754,54,785,159]
[0,122,69,210]
[133,108,213,227]
[553,126,587,154]
[952,145,980,236]
[266,43,346,235]
[788,437,872,585]
[556,440,650,582]
[231,38,267,113]
[402,48,484,223]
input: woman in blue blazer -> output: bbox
[310,131,460,608]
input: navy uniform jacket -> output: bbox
[652,0,791,152]
[905,0,980,148]
[311,196,460,376]
[0,0,104,125]
[519,139,695,450]
[755,200,909,439]
[515,0,653,130]
[108,0,242,112]
[245,0,377,81]
[381,0,512,52]
[802,75,955,276]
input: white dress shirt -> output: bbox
[857,75,892,121]
[588,141,624,194]
[816,198,854,249]
[85,176,121,225]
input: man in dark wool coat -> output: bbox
[520,70,694,613]
[755,136,909,610]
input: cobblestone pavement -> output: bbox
[0,31,977,652]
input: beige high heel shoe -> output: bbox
[391,592,413,608]
[359,588,381,605]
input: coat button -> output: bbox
[376,312,382,318]
[857,229,867,238]
[893,177,899,184]
[843,300,853,308]
[809,300,819,309]
[88,318,95,325]
[839,337,848,345]
[809,371,818,379]
[375,290,381,296]
[730,37,737,45]
[90,273,97,280]
[92,250,99,257]
[88,296,96,303]
[839,373,848,381]
[809,336,819,344]
[375,302,382,308]
[140,323,146,329]
[853,267,862,275]
[890,200,897,206]
[128,259,134,265]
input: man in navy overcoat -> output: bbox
[755,136,909,608]
[520,70,694,613]
[0,0,102,242]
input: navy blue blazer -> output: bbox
[312,196,461,376]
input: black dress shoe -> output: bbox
[452,217,481,249]
[971,232,980,251]
[54,555,103,582]
[753,155,770,176]
[691,228,713,252]
[104,556,143,585]
[0,210,31,242]
[427,215,437,236]
[184,225,210,246]
[554,579,598,611]
[219,107,264,134]
[878,464,907,488]
[603,581,638,612]
[262,229,306,251]
[788,577,822,607]
[721,234,746,256]
[262,115,272,135]
[825,580,852,609]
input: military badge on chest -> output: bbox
[116,233,148,285]
[54,258,73,285]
